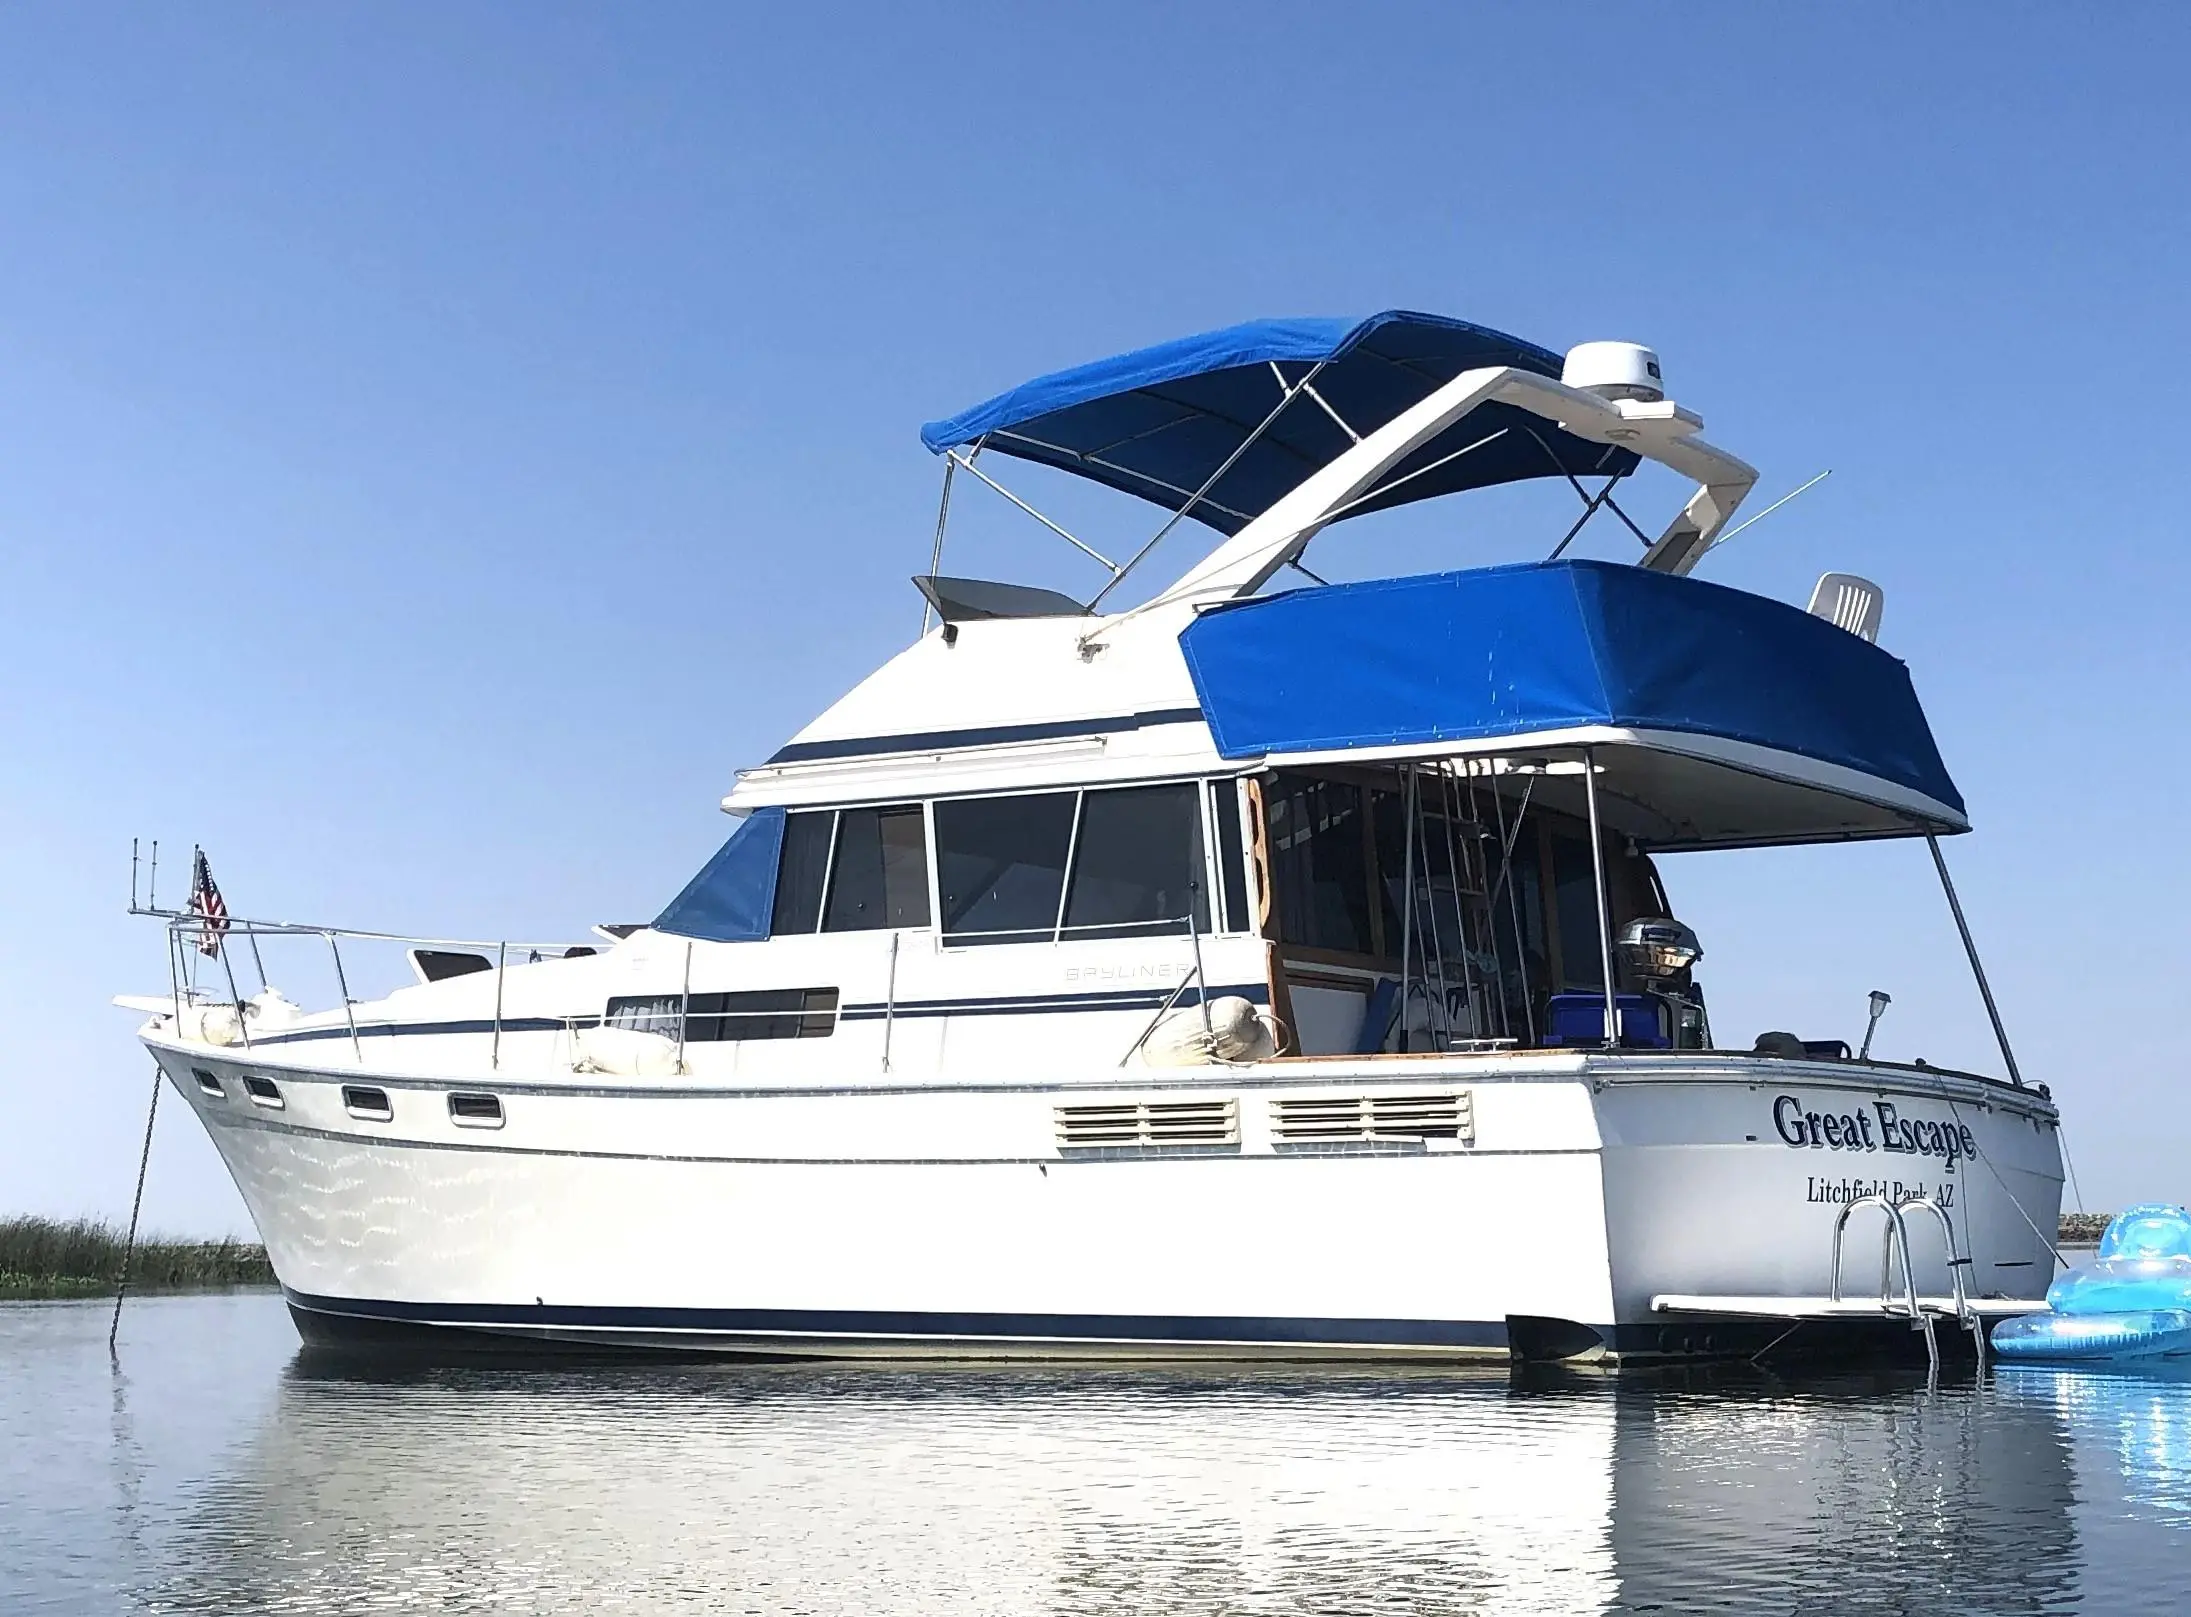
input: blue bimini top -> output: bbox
[920,312,1638,535]
[1178,560,1964,849]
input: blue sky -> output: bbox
[2,5,2184,1232]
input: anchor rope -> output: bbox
[108,1062,163,1354]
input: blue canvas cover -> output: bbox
[920,312,1638,535]
[655,806,785,942]
[1177,561,1963,818]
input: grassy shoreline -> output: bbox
[0,1215,274,1300]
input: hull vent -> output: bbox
[1056,1097,1238,1151]
[1272,1090,1474,1146]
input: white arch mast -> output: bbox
[1120,365,1760,626]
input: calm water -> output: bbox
[5,1295,2190,1614]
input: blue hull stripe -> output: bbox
[766,706,1206,765]
[241,983,1271,1048]
[287,1289,1508,1350]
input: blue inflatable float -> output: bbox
[1992,1204,2191,1362]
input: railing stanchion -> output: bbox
[216,934,253,1050]
[1186,887,1213,1040]
[674,939,693,1074]
[327,932,363,1062]
[491,942,507,1071]
[881,930,900,1073]
[167,924,184,1037]
[1582,745,1620,1046]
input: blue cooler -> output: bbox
[1544,992,1673,1048]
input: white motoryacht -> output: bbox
[122,311,2066,1364]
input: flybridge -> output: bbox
[748,309,1957,847]
[914,310,1760,619]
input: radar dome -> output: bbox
[1562,341,1664,403]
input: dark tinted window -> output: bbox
[606,988,839,1042]
[935,792,1076,945]
[1489,835,1550,1028]
[1550,831,1605,989]
[1061,784,1208,940]
[1210,781,1249,933]
[1265,775,1375,955]
[771,811,833,935]
[823,806,930,931]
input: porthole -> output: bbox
[242,1075,284,1109]
[343,1085,393,1122]
[189,1067,225,1100]
[448,1092,504,1129]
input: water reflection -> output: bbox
[146,1356,2099,1616]
[11,1298,2191,1614]
[1999,1361,2191,1549]
[154,1359,1621,1614]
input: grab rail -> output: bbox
[1831,1193,1939,1375]
[1898,1192,1986,1369]
[140,903,602,1072]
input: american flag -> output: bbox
[189,848,229,958]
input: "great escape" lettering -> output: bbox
[1771,1094,1977,1162]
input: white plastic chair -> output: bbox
[1807,572,1883,643]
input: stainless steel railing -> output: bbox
[135,903,602,1071]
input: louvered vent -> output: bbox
[1272,1090,1474,1146]
[1056,1097,1238,1151]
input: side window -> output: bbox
[1061,784,1208,940]
[1210,781,1249,933]
[823,806,930,931]
[1264,774,1375,955]
[772,805,930,935]
[1549,831,1605,989]
[772,812,833,935]
[607,989,838,1042]
[935,792,1076,946]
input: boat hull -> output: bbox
[148,1041,2064,1366]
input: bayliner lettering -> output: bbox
[1771,1094,1976,1161]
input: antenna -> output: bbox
[1699,469,1831,558]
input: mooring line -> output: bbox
[108,1063,163,1355]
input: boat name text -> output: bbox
[1771,1094,1977,1161]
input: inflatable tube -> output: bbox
[1991,1308,2191,1362]
[1987,1204,2191,1362]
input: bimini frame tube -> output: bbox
[1925,833,2026,1087]
[1582,747,1620,1044]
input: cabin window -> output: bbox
[448,1092,504,1128]
[772,812,833,934]
[1487,842,1550,1017]
[1210,781,1249,933]
[823,806,931,931]
[935,783,1221,947]
[1549,831,1606,990]
[342,1085,393,1121]
[772,805,929,935]
[605,988,839,1042]
[1060,784,1209,940]
[935,791,1078,945]
[1264,774,1377,956]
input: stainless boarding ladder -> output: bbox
[1830,1193,1987,1374]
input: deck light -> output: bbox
[1859,990,1892,1061]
